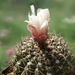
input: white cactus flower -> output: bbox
[25,5,50,43]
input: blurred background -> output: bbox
[0,0,75,71]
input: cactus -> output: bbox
[9,33,75,75]
[7,5,75,75]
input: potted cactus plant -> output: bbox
[2,5,75,75]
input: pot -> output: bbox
[1,65,14,75]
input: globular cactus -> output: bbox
[9,33,75,75]
[8,5,75,75]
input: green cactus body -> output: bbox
[9,33,75,75]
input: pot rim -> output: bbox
[1,65,13,75]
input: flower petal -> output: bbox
[28,15,39,26]
[44,9,50,21]
[37,9,50,24]
[40,20,49,34]
[39,34,48,42]
[24,20,31,24]
[37,8,43,13]
[28,24,38,37]
[30,5,35,15]
[37,10,45,25]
